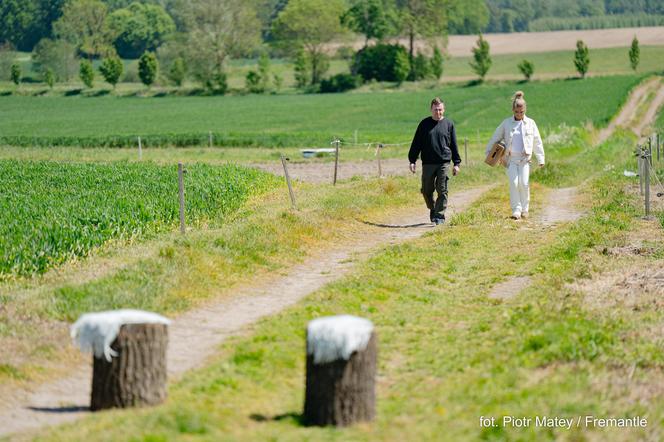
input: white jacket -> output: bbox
[485,115,545,165]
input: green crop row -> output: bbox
[0,160,279,277]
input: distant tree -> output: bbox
[168,57,186,87]
[293,48,309,89]
[272,72,283,92]
[393,0,449,73]
[341,0,389,48]
[431,46,443,80]
[10,63,21,86]
[79,59,94,88]
[44,67,54,88]
[108,3,175,59]
[245,70,263,93]
[0,44,15,81]
[138,51,158,87]
[271,0,345,85]
[517,59,534,80]
[258,52,270,91]
[573,39,589,78]
[0,0,67,52]
[32,38,78,81]
[446,0,489,34]
[409,52,431,81]
[629,36,640,71]
[185,0,260,93]
[352,43,409,84]
[53,0,116,58]
[469,34,491,81]
[99,55,123,88]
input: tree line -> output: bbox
[2,0,663,54]
[0,0,655,93]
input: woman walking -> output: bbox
[486,91,545,219]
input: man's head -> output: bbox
[430,97,445,121]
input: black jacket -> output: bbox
[408,117,461,165]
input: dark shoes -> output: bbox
[430,210,445,225]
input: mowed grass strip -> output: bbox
[40,134,663,441]
[0,75,642,147]
[0,160,279,278]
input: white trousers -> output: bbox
[506,157,530,214]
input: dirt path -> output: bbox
[252,158,409,184]
[0,186,489,439]
[596,77,662,145]
[635,79,664,138]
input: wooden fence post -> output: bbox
[377,144,383,177]
[304,315,376,427]
[333,140,340,186]
[280,154,296,209]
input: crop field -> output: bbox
[0,160,278,278]
[0,75,642,147]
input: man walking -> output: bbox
[408,97,461,224]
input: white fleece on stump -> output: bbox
[306,315,374,364]
[71,309,171,362]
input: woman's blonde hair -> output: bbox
[512,90,526,110]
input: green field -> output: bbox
[442,45,664,78]
[0,75,642,147]
[38,131,664,441]
[0,160,278,277]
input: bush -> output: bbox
[319,73,361,93]
[99,56,124,88]
[138,51,158,87]
[293,49,309,89]
[10,63,20,86]
[431,46,443,80]
[409,52,431,81]
[352,43,409,83]
[80,60,94,88]
[245,70,263,93]
[517,59,534,81]
[168,57,186,87]
[44,68,55,89]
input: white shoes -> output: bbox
[511,212,521,220]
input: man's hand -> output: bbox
[409,163,416,174]
[452,165,460,176]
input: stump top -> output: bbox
[307,315,374,364]
[71,309,171,361]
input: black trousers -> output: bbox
[421,163,450,218]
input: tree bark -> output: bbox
[91,323,168,411]
[303,332,377,426]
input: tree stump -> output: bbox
[303,315,377,427]
[90,323,168,411]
